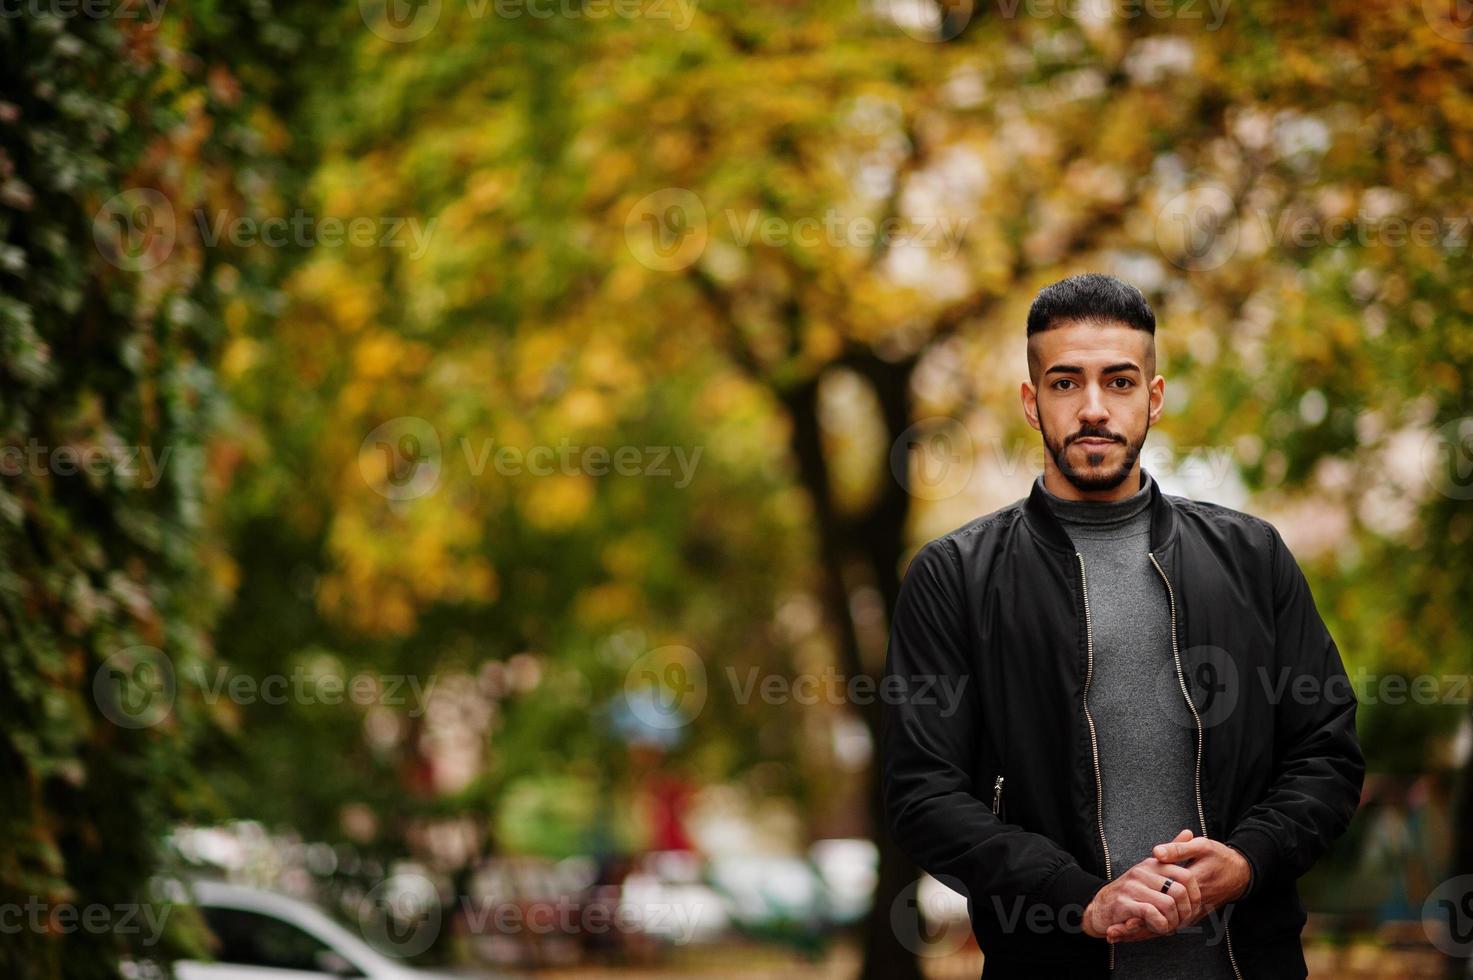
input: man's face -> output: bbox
[1021,320,1164,494]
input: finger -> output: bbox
[1153,835,1213,864]
[1174,852,1232,913]
[1148,828,1193,861]
[1119,896,1166,937]
[1163,873,1193,924]
[1133,860,1190,923]
[1125,889,1177,934]
[1107,920,1153,943]
[1174,864,1204,921]
[1117,917,1152,941]
[1149,859,1200,923]
[1151,836,1197,864]
[1143,858,1204,924]
[1138,900,1173,935]
[1142,883,1184,931]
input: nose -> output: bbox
[1077,382,1109,427]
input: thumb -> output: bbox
[1153,828,1195,862]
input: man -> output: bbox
[880,273,1364,978]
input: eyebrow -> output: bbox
[1044,362,1141,377]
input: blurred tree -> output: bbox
[0,3,342,975]
[465,2,1469,974]
[125,2,1473,978]
[0,9,227,977]
[203,5,821,966]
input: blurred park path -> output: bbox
[524,934,1451,979]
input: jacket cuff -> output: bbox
[1036,860,1108,917]
[1224,826,1276,899]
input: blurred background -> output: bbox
[2,0,1472,977]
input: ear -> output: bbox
[1148,374,1165,426]
[1020,380,1041,431]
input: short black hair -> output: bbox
[1026,273,1156,336]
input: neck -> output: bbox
[1041,461,1144,502]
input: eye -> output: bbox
[1053,379,1077,390]
[1109,377,1134,389]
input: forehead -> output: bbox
[1029,320,1150,368]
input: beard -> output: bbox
[1040,415,1148,493]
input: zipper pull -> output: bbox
[991,775,1005,815]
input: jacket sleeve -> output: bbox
[880,537,1106,919]
[1225,522,1365,896]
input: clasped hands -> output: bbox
[1082,830,1251,943]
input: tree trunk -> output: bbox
[1447,706,1473,980]
[781,358,930,980]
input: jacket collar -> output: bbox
[1021,467,1180,555]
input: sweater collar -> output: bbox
[1035,468,1153,528]
[1022,466,1179,555]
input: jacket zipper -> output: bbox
[991,774,1005,816]
[1148,552,1243,980]
[1075,553,1116,972]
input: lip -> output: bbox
[1074,438,1117,448]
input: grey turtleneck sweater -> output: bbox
[1037,470,1234,979]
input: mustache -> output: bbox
[1068,428,1124,445]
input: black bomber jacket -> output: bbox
[879,470,1365,979]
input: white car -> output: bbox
[166,880,472,980]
